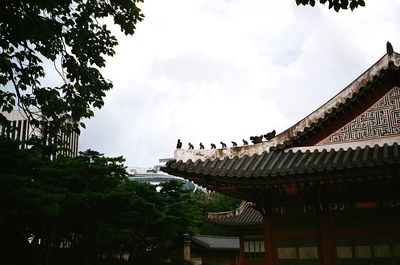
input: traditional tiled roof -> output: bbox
[274,61,400,150]
[191,235,239,250]
[207,202,262,227]
[164,141,400,183]
[171,52,400,163]
[163,50,400,205]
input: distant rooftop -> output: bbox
[191,235,239,250]
[208,202,262,227]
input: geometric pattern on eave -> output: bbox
[273,63,400,150]
[164,142,400,183]
[318,86,400,145]
[171,53,400,165]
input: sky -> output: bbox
[78,0,400,167]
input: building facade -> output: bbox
[163,48,400,265]
[0,109,79,157]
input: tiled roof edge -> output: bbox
[191,235,240,250]
[164,141,400,183]
[207,201,251,220]
[275,57,400,150]
[173,52,400,162]
[288,136,400,153]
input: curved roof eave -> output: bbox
[174,52,400,163]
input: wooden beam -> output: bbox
[333,226,400,236]
[319,213,334,265]
[263,215,276,265]
[272,230,319,238]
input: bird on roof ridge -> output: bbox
[231,141,237,147]
[211,143,216,149]
[176,139,182,149]
[250,135,263,144]
[242,139,248,145]
[188,142,194,149]
[264,130,276,141]
[220,141,227,148]
[200,142,204,149]
[387,41,394,55]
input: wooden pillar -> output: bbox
[238,233,245,265]
[183,240,191,261]
[319,213,334,265]
[263,215,276,265]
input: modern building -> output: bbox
[0,109,79,157]
[163,45,400,265]
[128,166,201,192]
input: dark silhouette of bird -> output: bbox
[188,142,194,149]
[387,41,394,55]
[220,142,227,148]
[250,135,263,144]
[231,141,237,147]
[211,143,216,149]
[242,139,248,145]
[200,142,204,149]
[176,139,182,149]
[264,130,276,141]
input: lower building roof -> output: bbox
[191,235,239,250]
[208,202,262,227]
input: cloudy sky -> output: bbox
[79,0,400,167]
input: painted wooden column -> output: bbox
[263,215,276,265]
[319,213,334,265]
[239,233,245,265]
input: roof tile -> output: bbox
[163,142,400,186]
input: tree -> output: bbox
[0,0,143,133]
[0,137,226,265]
[0,139,130,265]
[295,0,366,12]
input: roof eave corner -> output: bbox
[273,51,400,150]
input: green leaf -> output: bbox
[0,0,143,139]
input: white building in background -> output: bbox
[0,109,79,157]
[128,165,204,192]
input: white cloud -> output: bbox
[79,0,400,166]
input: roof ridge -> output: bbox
[275,53,400,149]
[207,201,252,220]
[172,52,400,163]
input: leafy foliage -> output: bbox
[295,0,366,12]
[0,0,143,133]
[0,137,239,265]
